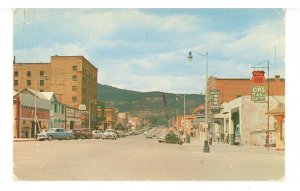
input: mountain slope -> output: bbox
[97,84,204,121]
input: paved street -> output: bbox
[13,135,284,181]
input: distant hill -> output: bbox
[97,84,204,125]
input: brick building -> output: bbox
[207,75,285,106]
[206,75,285,146]
[97,107,119,131]
[13,55,98,129]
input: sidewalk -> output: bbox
[13,138,36,142]
[183,137,284,155]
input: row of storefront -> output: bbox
[13,88,83,138]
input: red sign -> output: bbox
[252,71,266,84]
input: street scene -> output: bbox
[14,133,284,181]
[10,8,286,186]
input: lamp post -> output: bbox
[34,75,48,138]
[187,51,209,152]
[88,99,97,130]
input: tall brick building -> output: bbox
[13,55,98,128]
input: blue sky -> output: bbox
[13,8,285,94]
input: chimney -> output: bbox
[13,56,15,63]
[275,75,280,81]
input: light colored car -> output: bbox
[92,130,103,139]
[116,130,125,138]
[145,132,153,139]
[158,133,167,143]
[37,128,74,141]
[102,129,117,140]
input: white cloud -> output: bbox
[14,43,89,63]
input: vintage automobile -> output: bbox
[73,128,93,139]
[102,129,117,140]
[145,132,153,139]
[37,128,74,141]
[92,130,103,139]
[116,130,125,138]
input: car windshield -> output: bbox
[105,129,113,133]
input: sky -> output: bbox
[13,8,285,94]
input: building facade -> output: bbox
[13,55,99,129]
[214,95,285,147]
[206,75,285,142]
[97,107,119,131]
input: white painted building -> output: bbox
[213,95,285,146]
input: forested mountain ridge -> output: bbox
[97,84,204,122]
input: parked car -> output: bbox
[165,132,180,144]
[73,128,93,139]
[158,133,167,143]
[116,130,125,138]
[103,129,117,140]
[145,132,153,139]
[92,130,103,139]
[37,128,74,141]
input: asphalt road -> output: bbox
[13,134,284,181]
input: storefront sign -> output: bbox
[210,89,220,113]
[251,86,266,102]
[252,70,266,84]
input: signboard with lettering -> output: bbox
[79,104,87,111]
[251,86,266,102]
[252,70,266,84]
[210,89,220,114]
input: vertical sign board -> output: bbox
[251,86,266,102]
[210,89,221,114]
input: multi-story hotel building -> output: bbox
[13,55,98,129]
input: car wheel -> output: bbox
[48,136,53,141]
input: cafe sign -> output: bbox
[251,86,266,102]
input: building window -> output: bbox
[40,71,44,76]
[14,71,18,77]
[72,75,77,81]
[72,86,77,91]
[27,80,31,86]
[61,105,64,114]
[72,65,77,71]
[72,96,77,102]
[14,80,18,86]
[27,71,31,77]
[40,80,44,86]
[40,89,44,92]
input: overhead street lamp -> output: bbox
[187,51,209,152]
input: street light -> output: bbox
[88,99,98,130]
[34,75,48,138]
[187,51,209,152]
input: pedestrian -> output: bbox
[216,132,220,144]
[209,133,212,145]
[224,131,229,144]
[268,132,272,147]
[265,131,268,147]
